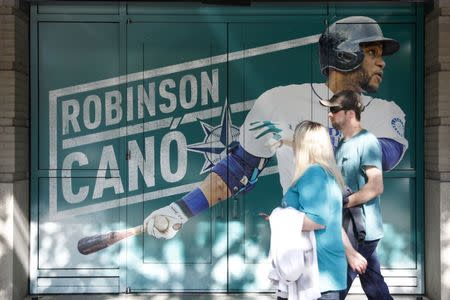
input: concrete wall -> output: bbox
[425,0,450,300]
[0,1,29,300]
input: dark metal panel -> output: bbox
[38,1,120,15]
[127,2,328,15]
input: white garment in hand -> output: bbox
[268,207,321,300]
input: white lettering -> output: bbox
[138,83,156,119]
[83,95,102,130]
[62,152,89,203]
[128,137,155,191]
[93,145,124,199]
[160,131,187,183]
[105,90,122,126]
[159,79,177,114]
[62,99,81,135]
[179,74,198,109]
[127,86,134,122]
[201,69,219,105]
[60,69,221,134]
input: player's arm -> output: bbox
[346,166,383,208]
[144,89,290,239]
[144,144,269,239]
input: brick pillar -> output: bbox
[425,1,450,299]
[0,1,29,300]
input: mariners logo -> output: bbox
[328,127,342,147]
[391,117,405,137]
[187,102,240,174]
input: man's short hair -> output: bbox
[320,90,363,121]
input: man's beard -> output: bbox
[331,120,342,131]
[355,68,378,93]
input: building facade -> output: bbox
[0,0,449,299]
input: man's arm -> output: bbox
[342,228,367,274]
[346,166,383,208]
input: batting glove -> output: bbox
[144,202,189,239]
[249,121,294,151]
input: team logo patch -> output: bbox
[391,117,405,137]
[187,102,240,174]
[328,127,342,148]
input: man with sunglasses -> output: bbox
[144,17,407,296]
[321,90,391,300]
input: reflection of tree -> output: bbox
[35,176,279,293]
[378,224,414,268]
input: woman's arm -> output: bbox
[302,215,325,231]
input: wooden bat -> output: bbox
[77,216,170,255]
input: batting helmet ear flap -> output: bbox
[336,50,359,65]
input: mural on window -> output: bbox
[35,14,416,293]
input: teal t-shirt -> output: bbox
[335,129,383,241]
[282,164,347,293]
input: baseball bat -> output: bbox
[77,215,170,255]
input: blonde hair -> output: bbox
[292,120,345,191]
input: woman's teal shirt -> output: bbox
[282,164,347,293]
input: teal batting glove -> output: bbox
[249,121,294,150]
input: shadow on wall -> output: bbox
[443,209,450,292]
[1,190,29,299]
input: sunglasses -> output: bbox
[329,106,344,114]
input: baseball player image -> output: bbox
[143,15,408,293]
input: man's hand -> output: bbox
[346,166,383,207]
[343,185,353,208]
[346,249,368,274]
[249,121,294,150]
[144,203,189,239]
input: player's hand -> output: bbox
[346,249,367,274]
[144,203,189,239]
[249,121,294,150]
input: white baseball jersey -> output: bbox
[238,83,408,194]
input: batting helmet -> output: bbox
[319,16,400,75]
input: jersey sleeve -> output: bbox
[295,165,328,226]
[238,84,310,158]
[361,98,408,170]
[238,87,282,158]
[361,133,383,171]
[361,98,408,149]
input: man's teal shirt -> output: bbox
[335,129,384,241]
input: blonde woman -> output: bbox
[280,120,347,300]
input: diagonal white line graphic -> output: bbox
[49,33,321,220]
